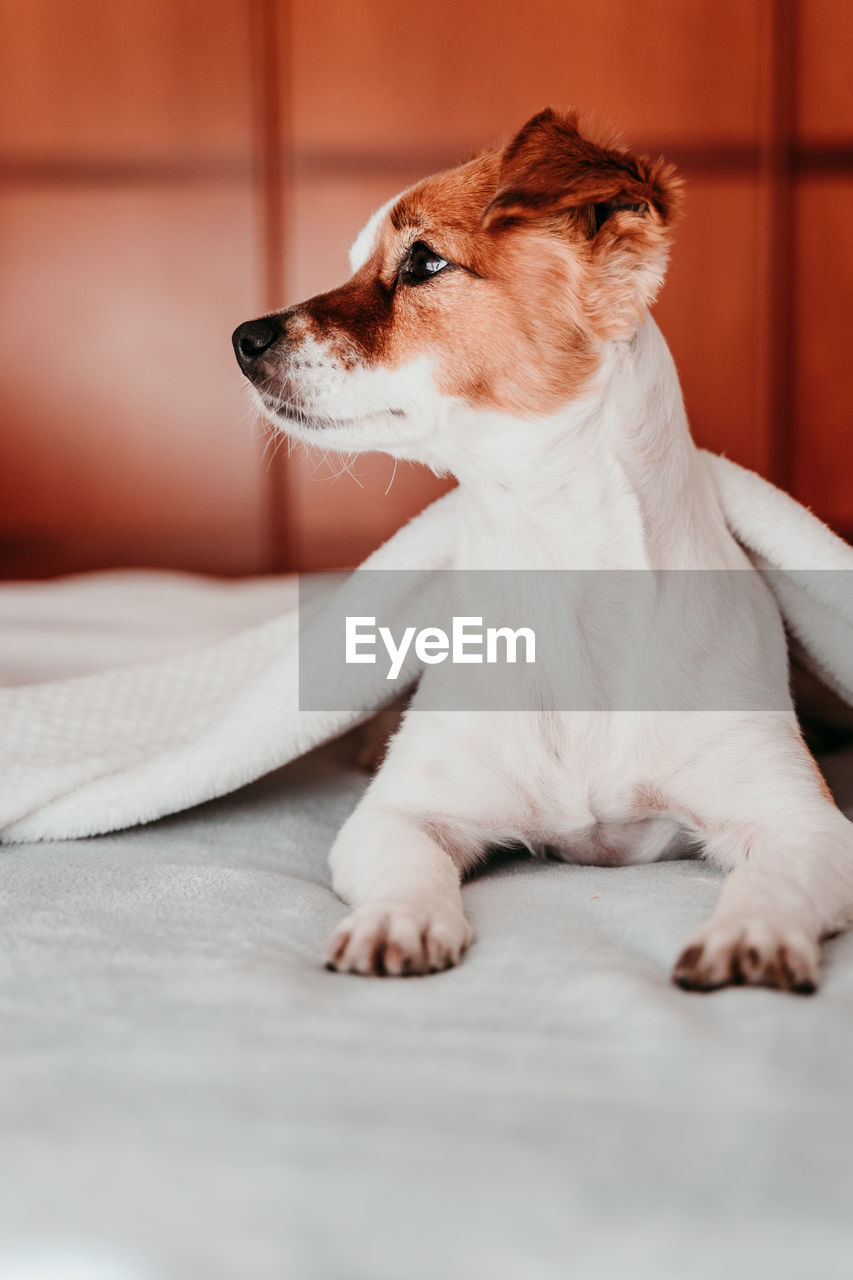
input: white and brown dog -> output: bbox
[233,108,853,992]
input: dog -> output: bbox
[232,108,853,991]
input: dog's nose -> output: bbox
[232,316,283,373]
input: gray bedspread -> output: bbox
[3,736,853,1280]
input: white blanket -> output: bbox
[4,737,853,1280]
[2,451,853,844]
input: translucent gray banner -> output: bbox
[297,569,853,713]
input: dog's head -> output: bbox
[233,108,682,464]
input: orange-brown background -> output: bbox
[1,0,851,576]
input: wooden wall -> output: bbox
[1,0,851,576]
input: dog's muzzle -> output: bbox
[232,315,283,379]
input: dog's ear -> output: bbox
[483,109,681,233]
[482,109,682,328]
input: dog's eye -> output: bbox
[401,241,451,285]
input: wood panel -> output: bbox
[290,0,764,157]
[0,184,265,574]
[798,0,853,141]
[0,1,268,577]
[793,177,853,533]
[655,174,766,471]
[1,0,851,575]
[0,0,252,165]
[792,2,853,534]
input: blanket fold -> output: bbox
[2,455,852,844]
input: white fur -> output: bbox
[348,191,403,273]
[252,329,446,462]
[262,203,853,991]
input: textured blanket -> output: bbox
[2,451,853,844]
[2,738,853,1280]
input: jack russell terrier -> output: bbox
[232,108,853,992]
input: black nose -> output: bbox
[232,315,283,373]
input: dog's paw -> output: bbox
[672,919,820,994]
[325,901,473,977]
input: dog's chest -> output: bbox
[461,710,691,867]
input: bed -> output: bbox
[2,572,852,1280]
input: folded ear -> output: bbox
[482,109,683,327]
[483,108,681,231]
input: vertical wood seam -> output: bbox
[764,0,798,491]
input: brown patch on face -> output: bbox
[292,109,682,418]
[291,270,396,368]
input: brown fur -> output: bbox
[296,108,683,417]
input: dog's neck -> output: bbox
[447,315,740,571]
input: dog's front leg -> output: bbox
[671,735,853,992]
[325,803,473,977]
